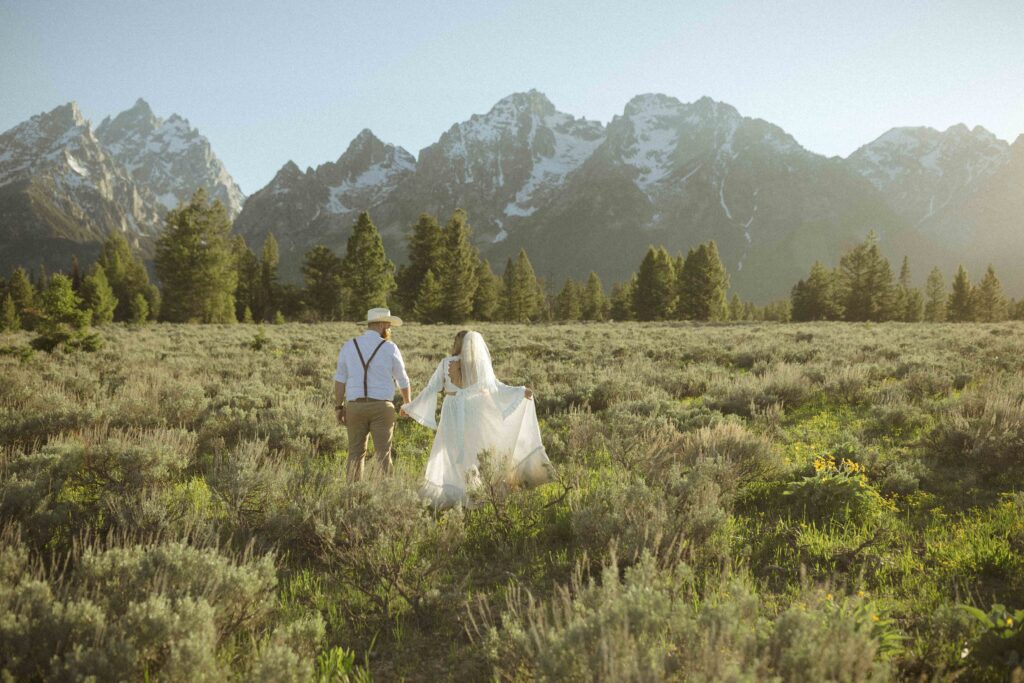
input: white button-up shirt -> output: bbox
[334,330,410,401]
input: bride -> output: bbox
[401,330,552,507]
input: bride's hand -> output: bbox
[524,388,533,400]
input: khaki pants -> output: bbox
[345,399,396,481]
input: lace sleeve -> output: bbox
[402,359,445,429]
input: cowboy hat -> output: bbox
[362,307,403,326]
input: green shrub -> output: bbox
[649,420,783,487]
[960,602,1024,680]
[930,373,1024,486]
[706,362,813,415]
[0,531,304,682]
[476,553,894,682]
[313,476,465,625]
[781,453,893,527]
[0,427,199,550]
[569,467,672,565]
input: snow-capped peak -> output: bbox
[317,130,416,214]
[96,98,245,216]
[848,123,1011,228]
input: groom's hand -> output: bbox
[525,388,534,400]
[335,405,346,425]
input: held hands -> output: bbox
[399,406,410,418]
[524,388,534,400]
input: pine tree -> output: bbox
[1,293,19,332]
[534,276,552,322]
[894,256,924,322]
[81,264,117,325]
[893,256,910,319]
[395,213,444,314]
[836,232,897,321]
[674,247,698,320]
[232,235,260,322]
[554,279,583,321]
[924,267,947,322]
[254,233,280,321]
[413,270,444,323]
[154,188,237,323]
[340,211,396,319]
[692,241,730,320]
[30,274,101,352]
[762,299,793,322]
[70,255,82,292]
[947,265,974,322]
[472,259,501,321]
[500,250,542,322]
[633,246,676,321]
[129,293,150,324]
[438,209,478,323]
[609,276,636,321]
[902,287,924,322]
[581,272,607,321]
[728,294,743,321]
[242,305,254,324]
[35,264,49,295]
[302,245,345,321]
[792,261,843,321]
[973,264,1008,322]
[98,232,160,321]
[6,267,37,330]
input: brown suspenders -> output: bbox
[352,338,388,398]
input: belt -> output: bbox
[352,397,391,403]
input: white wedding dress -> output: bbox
[402,332,551,508]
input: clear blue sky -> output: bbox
[2,0,1022,194]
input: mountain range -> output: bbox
[0,98,242,275]
[1,92,1020,301]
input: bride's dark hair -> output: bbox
[452,330,470,356]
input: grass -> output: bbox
[1,320,1024,681]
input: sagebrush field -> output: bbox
[2,321,1024,681]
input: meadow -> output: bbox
[2,321,1024,682]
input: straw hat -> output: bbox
[362,307,403,326]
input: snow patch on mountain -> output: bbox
[505,114,605,216]
[97,99,245,217]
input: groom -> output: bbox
[334,308,411,481]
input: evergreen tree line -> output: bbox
[592,241,788,323]
[0,231,159,343]
[3,190,1023,330]
[790,231,1024,323]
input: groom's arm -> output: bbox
[393,346,411,415]
[334,345,348,425]
[334,381,346,424]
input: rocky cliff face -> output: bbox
[232,129,415,277]
[97,98,245,218]
[5,92,1021,300]
[486,93,906,299]
[0,102,163,271]
[0,99,245,274]
[848,124,1010,242]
